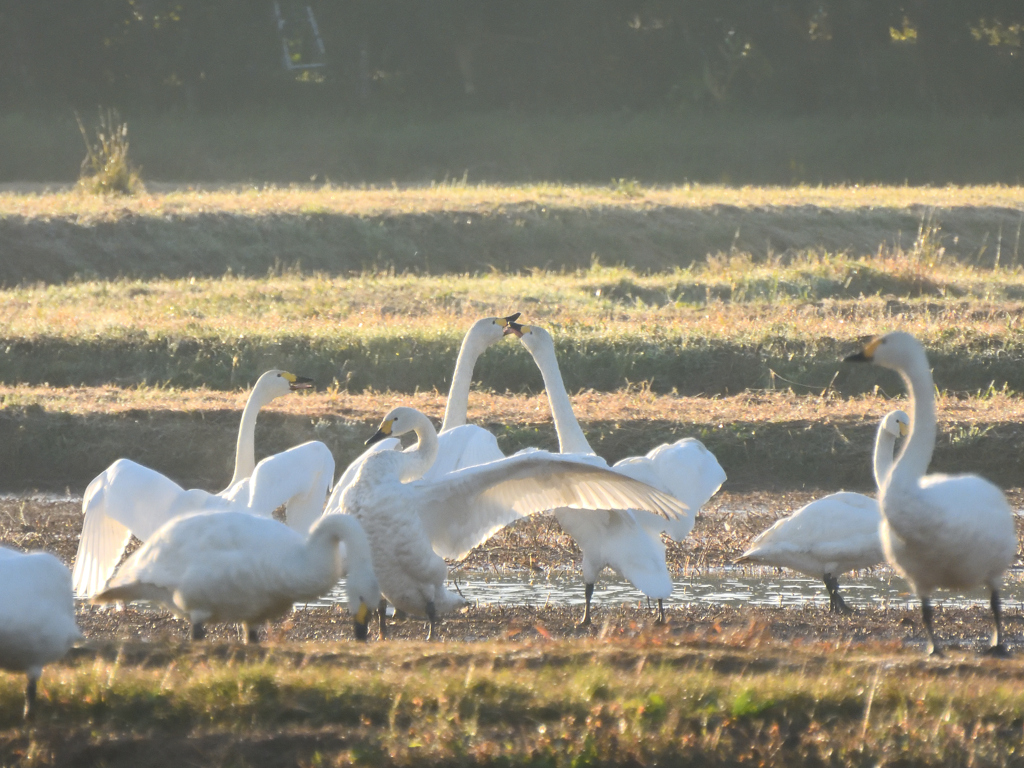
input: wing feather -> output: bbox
[412,453,689,560]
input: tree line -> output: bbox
[2,0,1022,114]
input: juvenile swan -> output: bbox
[507,321,726,624]
[93,511,380,642]
[74,370,335,597]
[846,332,1016,656]
[736,409,909,613]
[0,547,82,718]
[341,407,690,639]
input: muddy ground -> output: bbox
[3,491,1023,654]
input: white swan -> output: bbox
[342,407,690,639]
[736,409,909,613]
[327,313,520,546]
[507,322,726,624]
[0,547,82,718]
[846,331,1016,656]
[93,511,379,642]
[74,370,335,597]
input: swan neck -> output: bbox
[441,333,483,432]
[529,338,593,455]
[228,384,268,487]
[407,418,440,480]
[889,360,937,490]
[872,427,899,489]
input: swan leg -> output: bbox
[824,573,853,615]
[983,587,1011,658]
[577,583,595,628]
[656,599,666,624]
[921,596,942,657]
[425,601,437,641]
[191,622,207,642]
[425,602,438,643]
[378,599,389,640]
[244,624,260,644]
[23,675,37,720]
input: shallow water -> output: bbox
[309,566,1024,614]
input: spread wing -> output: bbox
[412,452,689,560]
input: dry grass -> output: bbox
[3,183,1024,222]
[5,635,1024,766]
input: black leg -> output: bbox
[378,599,388,640]
[983,587,1011,658]
[921,596,942,657]
[23,676,37,720]
[425,601,437,641]
[191,622,207,641]
[656,598,665,624]
[246,624,260,644]
[824,573,853,615]
[577,583,595,628]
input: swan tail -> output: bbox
[73,472,134,598]
[92,581,172,606]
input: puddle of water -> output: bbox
[304,567,1024,613]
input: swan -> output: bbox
[0,547,82,718]
[331,314,519,496]
[507,321,726,624]
[342,407,690,639]
[74,370,335,598]
[93,511,380,642]
[736,409,909,613]
[846,331,1016,656]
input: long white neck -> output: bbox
[441,331,486,433]
[309,515,371,570]
[872,423,900,489]
[887,354,937,491]
[527,337,593,455]
[227,383,274,488]
[401,415,440,481]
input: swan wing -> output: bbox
[240,441,335,535]
[413,452,689,560]
[72,459,199,597]
[423,425,505,479]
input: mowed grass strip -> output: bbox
[3,638,1024,767]
[2,183,1024,282]
[2,387,1022,492]
[2,258,1024,393]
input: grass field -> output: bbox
[4,637,1024,767]
[1,184,1024,491]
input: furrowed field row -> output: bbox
[2,389,1022,493]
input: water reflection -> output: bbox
[308,566,1024,613]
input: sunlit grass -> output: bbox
[4,639,1024,766]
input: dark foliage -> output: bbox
[1,0,1023,114]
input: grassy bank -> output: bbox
[2,184,1024,283]
[2,388,1022,493]
[4,638,1024,767]
[5,110,1024,187]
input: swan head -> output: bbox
[253,369,315,398]
[504,321,553,351]
[465,312,521,350]
[310,515,381,641]
[844,331,928,373]
[881,409,910,438]
[365,406,435,445]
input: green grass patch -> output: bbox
[4,639,1024,767]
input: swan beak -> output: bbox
[504,321,526,338]
[365,418,394,445]
[844,337,882,363]
[285,374,315,391]
[500,312,521,327]
[899,422,909,436]
[353,602,370,641]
